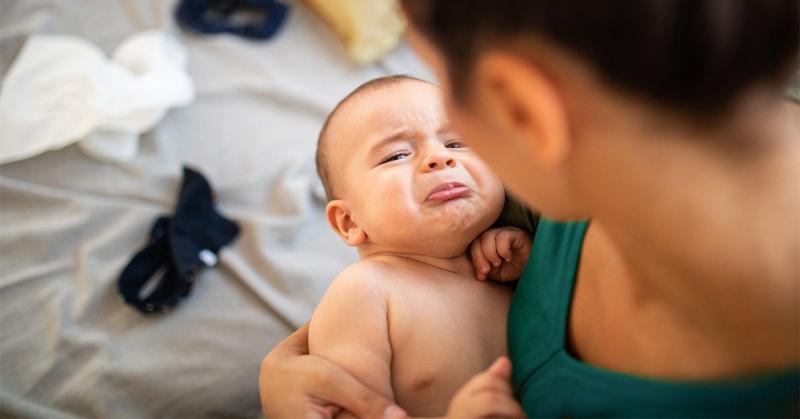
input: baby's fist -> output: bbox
[446,357,525,419]
[470,227,532,282]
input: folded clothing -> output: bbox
[0,30,194,164]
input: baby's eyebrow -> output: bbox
[437,122,454,134]
[366,129,413,159]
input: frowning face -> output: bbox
[325,80,505,257]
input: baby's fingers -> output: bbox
[495,230,515,262]
[487,356,512,379]
[480,231,504,268]
[470,239,491,280]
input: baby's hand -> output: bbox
[446,357,525,419]
[470,227,532,281]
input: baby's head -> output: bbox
[317,75,505,258]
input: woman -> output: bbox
[260,1,799,416]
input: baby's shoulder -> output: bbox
[327,258,399,296]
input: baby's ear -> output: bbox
[326,199,367,246]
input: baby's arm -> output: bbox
[470,226,532,281]
[308,265,395,417]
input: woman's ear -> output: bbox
[326,199,367,246]
[473,51,570,169]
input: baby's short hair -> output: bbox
[316,75,431,201]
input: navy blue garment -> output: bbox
[175,0,288,40]
[118,167,239,314]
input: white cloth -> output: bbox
[0,30,194,164]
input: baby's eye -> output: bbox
[446,141,465,149]
[379,152,410,165]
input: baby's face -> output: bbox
[328,80,505,257]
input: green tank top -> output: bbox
[507,219,800,417]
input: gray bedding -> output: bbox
[0,1,431,417]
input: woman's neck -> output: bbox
[576,99,800,352]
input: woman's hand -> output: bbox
[470,227,532,281]
[446,357,525,418]
[259,323,408,419]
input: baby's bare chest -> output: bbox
[384,274,513,416]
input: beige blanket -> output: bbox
[0,0,432,417]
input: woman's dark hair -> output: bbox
[402,0,799,117]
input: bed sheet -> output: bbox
[0,1,432,417]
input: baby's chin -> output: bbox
[426,201,497,236]
[399,218,492,258]
[375,197,502,256]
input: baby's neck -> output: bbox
[359,247,476,279]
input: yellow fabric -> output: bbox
[302,0,405,65]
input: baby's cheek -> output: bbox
[371,177,415,216]
[371,174,402,199]
[489,177,506,208]
[473,173,506,225]
[470,163,504,200]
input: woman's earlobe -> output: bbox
[476,51,571,169]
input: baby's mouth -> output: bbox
[426,182,472,203]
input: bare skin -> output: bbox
[310,254,513,417]
[308,80,524,417]
[568,102,800,379]
[410,29,800,380]
[259,23,799,419]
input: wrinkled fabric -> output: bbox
[0,30,194,164]
[0,0,433,417]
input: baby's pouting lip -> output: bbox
[425,181,473,203]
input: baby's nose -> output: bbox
[426,153,456,170]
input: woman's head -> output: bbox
[401,0,799,218]
[403,0,797,116]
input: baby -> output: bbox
[310,75,531,417]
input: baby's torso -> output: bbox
[381,260,513,416]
